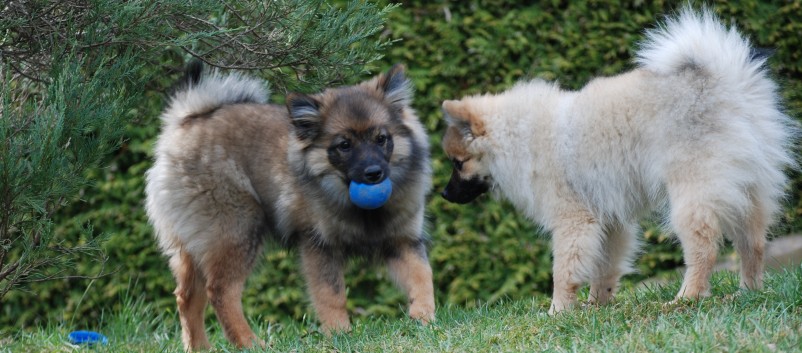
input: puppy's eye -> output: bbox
[376,134,388,145]
[452,158,464,171]
[338,140,352,151]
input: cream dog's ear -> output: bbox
[442,100,485,139]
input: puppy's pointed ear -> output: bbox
[442,99,485,139]
[286,93,321,141]
[378,64,413,110]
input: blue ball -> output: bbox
[349,178,392,209]
[68,330,108,346]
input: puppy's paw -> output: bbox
[409,303,436,325]
[320,320,352,337]
[254,338,267,349]
[233,334,266,350]
[548,299,576,315]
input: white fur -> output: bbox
[451,7,798,313]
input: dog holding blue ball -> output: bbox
[146,62,434,350]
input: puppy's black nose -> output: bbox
[364,165,384,184]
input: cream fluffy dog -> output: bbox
[440,7,797,313]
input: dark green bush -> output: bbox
[4,0,801,331]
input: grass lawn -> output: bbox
[3,266,801,352]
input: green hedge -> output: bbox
[5,0,801,329]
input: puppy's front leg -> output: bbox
[387,240,435,324]
[549,210,605,315]
[301,243,350,334]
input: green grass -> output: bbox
[3,266,801,353]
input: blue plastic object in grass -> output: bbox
[68,331,108,346]
[349,178,392,209]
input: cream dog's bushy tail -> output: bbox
[160,61,270,128]
[635,7,762,85]
[636,6,798,222]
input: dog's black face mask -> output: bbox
[347,143,391,185]
[441,167,489,204]
[329,129,393,185]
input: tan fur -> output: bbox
[387,242,436,324]
[443,100,485,137]
[301,245,350,334]
[171,250,210,350]
[443,126,469,159]
[203,243,264,348]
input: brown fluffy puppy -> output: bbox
[145,62,434,350]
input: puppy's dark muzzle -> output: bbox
[441,170,489,204]
[348,147,390,185]
[363,165,384,184]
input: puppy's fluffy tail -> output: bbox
[160,61,269,126]
[636,7,769,94]
[638,6,798,221]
